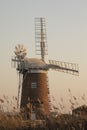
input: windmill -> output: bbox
[12,17,79,119]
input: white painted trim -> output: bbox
[28,70,48,73]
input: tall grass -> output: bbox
[0,91,87,130]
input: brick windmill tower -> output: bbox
[12,18,79,119]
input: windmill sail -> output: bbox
[35,18,48,61]
[48,60,79,75]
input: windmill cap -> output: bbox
[19,58,48,70]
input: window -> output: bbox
[31,82,37,88]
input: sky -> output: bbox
[0,0,87,113]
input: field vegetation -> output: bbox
[0,90,87,130]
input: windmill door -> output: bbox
[31,111,36,120]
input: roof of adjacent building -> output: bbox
[72,105,87,111]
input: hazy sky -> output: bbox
[0,0,87,112]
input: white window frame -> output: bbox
[31,82,37,88]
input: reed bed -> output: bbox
[0,90,87,130]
